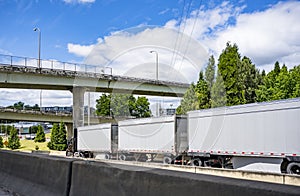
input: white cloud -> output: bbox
[203,1,300,71]
[63,0,95,4]
[68,1,300,81]
[0,89,72,107]
[79,26,209,83]
[67,43,95,57]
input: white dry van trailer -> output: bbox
[118,115,188,163]
[187,98,300,174]
[77,123,118,158]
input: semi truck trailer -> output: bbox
[187,98,300,174]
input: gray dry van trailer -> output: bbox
[77,123,118,158]
[117,115,187,163]
[187,98,300,174]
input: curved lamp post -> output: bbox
[33,27,41,69]
[33,27,42,111]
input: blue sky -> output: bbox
[0,0,300,110]
[0,0,285,62]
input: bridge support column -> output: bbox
[72,87,86,139]
[65,123,73,141]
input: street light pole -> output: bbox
[34,27,42,111]
[150,50,158,80]
[33,27,41,69]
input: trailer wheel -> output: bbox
[105,153,111,160]
[73,152,80,157]
[191,159,201,166]
[163,156,172,164]
[287,162,300,175]
[119,154,126,161]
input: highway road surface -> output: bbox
[0,187,16,196]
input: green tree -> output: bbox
[0,136,3,148]
[256,62,294,102]
[290,65,300,97]
[134,96,151,117]
[34,125,45,143]
[273,64,292,100]
[8,127,21,150]
[95,94,111,116]
[47,122,67,151]
[13,101,25,110]
[176,83,199,114]
[196,71,210,109]
[0,125,14,135]
[211,70,227,107]
[110,94,133,116]
[274,61,281,76]
[29,126,39,134]
[205,55,216,92]
[217,42,244,106]
[239,56,259,103]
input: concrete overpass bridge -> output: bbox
[0,108,130,138]
[0,54,189,137]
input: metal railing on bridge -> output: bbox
[0,53,190,87]
[0,54,112,75]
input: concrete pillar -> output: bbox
[65,123,73,141]
[72,86,85,134]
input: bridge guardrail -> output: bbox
[0,53,112,75]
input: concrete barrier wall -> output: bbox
[0,150,73,196]
[69,160,300,196]
[0,150,300,196]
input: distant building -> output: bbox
[41,106,96,116]
[41,106,72,114]
[160,108,176,116]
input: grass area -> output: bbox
[1,132,54,152]
[19,139,49,151]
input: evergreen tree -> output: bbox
[217,42,244,106]
[196,71,210,109]
[34,125,46,143]
[274,61,281,76]
[290,65,300,97]
[47,122,67,151]
[211,70,227,108]
[240,56,259,103]
[57,121,67,151]
[205,55,216,92]
[7,127,21,150]
[273,64,292,100]
[0,136,3,148]
[176,83,199,114]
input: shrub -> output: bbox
[34,125,46,142]
[8,127,21,150]
[47,122,67,151]
[0,136,3,148]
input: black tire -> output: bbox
[105,153,111,160]
[163,156,172,164]
[286,162,300,175]
[119,154,126,161]
[191,158,201,166]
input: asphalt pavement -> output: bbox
[0,187,16,196]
